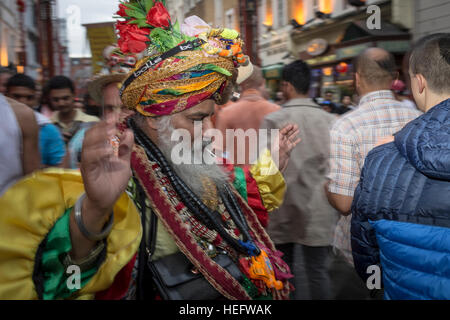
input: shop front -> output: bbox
[298,24,410,102]
[290,2,411,103]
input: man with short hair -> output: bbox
[351,33,450,300]
[45,75,99,144]
[325,48,422,299]
[6,74,66,167]
[262,60,338,299]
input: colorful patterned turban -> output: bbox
[115,1,249,117]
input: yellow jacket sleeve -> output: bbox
[249,149,286,212]
[0,169,142,300]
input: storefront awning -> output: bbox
[341,20,409,43]
[262,64,284,79]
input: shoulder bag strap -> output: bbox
[135,179,158,300]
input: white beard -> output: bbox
[157,116,229,197]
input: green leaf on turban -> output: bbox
[200,64,232,77]
[125,9,146,20]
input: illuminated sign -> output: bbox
[306,38,328,56]
[336,43,370,59]
[262,64,284,79]
[306,54,337,65]
[322,67,333,76]
[377,40,411,53]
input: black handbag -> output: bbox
[138,190,243,300]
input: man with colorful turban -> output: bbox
[0,0,299,300]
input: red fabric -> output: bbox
[141,91,212,116]
[242,166,269,228]
[95,254,137,300]
[221,162,235,179]
[222,163,269,228]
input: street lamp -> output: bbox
[291,19,303,29]
[315,11,331,19]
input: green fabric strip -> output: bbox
[41,208,99,300]
[233,167,248,201]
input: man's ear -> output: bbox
[355,72,361,88]
[415,73,427,94]
[286,82,295,96]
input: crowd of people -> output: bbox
[0,0,449,301]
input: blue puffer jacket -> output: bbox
[351,98,450,300]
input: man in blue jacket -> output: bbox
[351,33,450,300]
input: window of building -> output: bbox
[214,0,223,26]
[343,0,350,10]
[313,0,320,12]
[263,0,273,26]
[290,0,305,25]
[316,0,333,13]
[273,0,287,28]
[225,8,235,30]
[32,1,38,28]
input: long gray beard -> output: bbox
[157,116,229,198]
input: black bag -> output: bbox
[148,249,242,300]
[139,191,243,300]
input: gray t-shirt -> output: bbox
[0,94,23,196]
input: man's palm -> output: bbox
[80,118,134,212]
[272,123,301,172]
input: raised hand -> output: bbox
[70,114,134,260]
[80,113,134,215]
[272,123,301,172]
[70,115,134,260]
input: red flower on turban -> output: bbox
[146,2,171,29]
[116,21,150,54]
